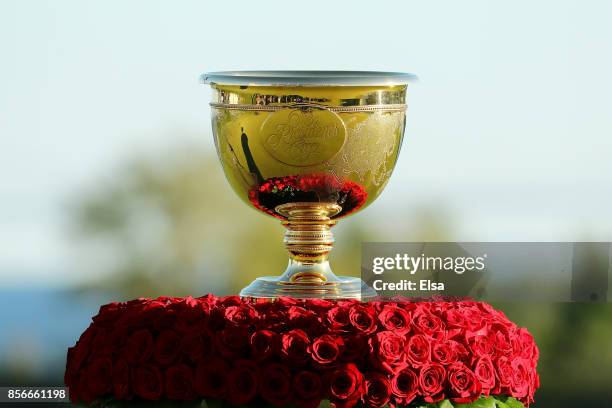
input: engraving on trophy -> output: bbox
[339,111,403,186]
[260,106,347,167]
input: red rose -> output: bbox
[69,326,97,372]
[293,371,323,408]
[428,301,451,315]
[490,310,516,332]
[250,329,277,361]
[495,356,513,392]
[225,305,258,327]
[207,306,227,330]
[391,368,418,406]
[133,364,163,400]
[149,303,177,332]
[288,306,317,327]
[327,306,351,331]
[450,340,469,361]
[474,357,496,394]
[124,329,153,364]
[362,372,391,408]
[92,302,123,327]
[341,334,368,362]
[195,357,230,398]
[112,358,130,400]
[221,295,243,307]
[274,296,299,308]
[412,309,444,337]
[227,360,259,406]
[511,358,530,398]
[447,363,481,403]
[279,329,310,365]
[260,363,292,406]
[165,364,195,400]
[154,330,181,366]
[432,340,457,365]
[516,327,538,360]
[419,363,446,403]
[311,335,343,366]
[407,334,431,368]
[493,329,513,357]
[329,363,364,408]
[469,334,494,358]
[85,357,112,397]
[348,304,377,334]
[180,329,214,363]
[461,307,486,332]
[216,326,250,358]
[90,328,112,357]
[256,306,288,332]
[197,293,219,308]
[304,298,334,313]
[445,308,467,329]
[378,305,411,335]
[174,296,206,332]
[369,331,407,373]
[476,301,496,315]
[106,326,129,354]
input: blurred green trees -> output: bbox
[69,138,454,298]
[71,143,282,297]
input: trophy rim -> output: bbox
[201,70,417,87]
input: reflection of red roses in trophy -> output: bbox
[248,173,368,219]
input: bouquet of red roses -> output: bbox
[65,295,539,408]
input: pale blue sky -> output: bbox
[1,0,611,285]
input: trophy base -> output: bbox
[239,276,377,300]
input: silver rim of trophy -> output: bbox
[202,70,418,87]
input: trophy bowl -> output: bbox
[202,71,416,299]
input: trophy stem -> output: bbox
[277,202,341,284]
[239,202,377,300]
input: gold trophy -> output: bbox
[202,71,415,299]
